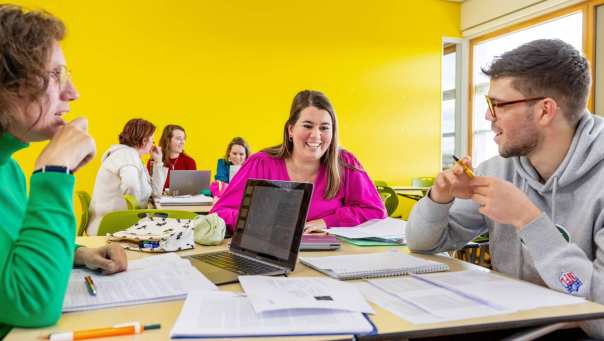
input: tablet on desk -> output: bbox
[299,234,341,251]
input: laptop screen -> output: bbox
[230,179,313,269]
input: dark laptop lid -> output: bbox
[230,179,313,271]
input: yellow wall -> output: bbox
[11,0,460,202]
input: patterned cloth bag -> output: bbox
[107,215,196,252]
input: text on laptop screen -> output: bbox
[237,185,305,260]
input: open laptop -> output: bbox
[169,170,211,195]
[186,179,313,285]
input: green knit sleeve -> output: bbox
[0,172,76,331]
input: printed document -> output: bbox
[170,291,376,338]
[63,253,217,312]
[358,270,584,324]
[239,275,374,314]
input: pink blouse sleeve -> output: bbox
[322,151,387,227]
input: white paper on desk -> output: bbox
[62,254,217,312]
[170,291,376,338]
[239,275,374,314]
[368,276,510,321]
[158,194,212,205]
[326,217,406,242]
[356,282,443,324]
[416,270,585,311]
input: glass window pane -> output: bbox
[442,44,457,170]
[597,5,604,116]
[442,135,455,169]
[471,12,583,165]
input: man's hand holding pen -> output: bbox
[430,155,541,230]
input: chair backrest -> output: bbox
[375,183,399,217]
[96,209,199,236]
[76,191,91,236]
[449,234,491,269]
[411,176,435,188]
[123,194,140,210]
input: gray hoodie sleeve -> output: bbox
[407,192,489,253]
[519,214,604,337]
[519,213,599,297]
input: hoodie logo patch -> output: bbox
[559,272,582,293]
[555,224,571,243]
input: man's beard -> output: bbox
[498,111,539,158]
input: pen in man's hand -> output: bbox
[452,155,475,178]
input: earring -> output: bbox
[288,135,293,142]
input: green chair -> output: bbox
[96,209,198,236]
[123,194,140,210]
[374,181,399,217]
[411,176,435,188]
[76,190,91,236]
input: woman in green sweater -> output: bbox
[0,5,127,338]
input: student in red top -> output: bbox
[147,124,196,190]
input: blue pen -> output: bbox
[139,240,160,248]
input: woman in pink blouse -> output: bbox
[210,90,386,233]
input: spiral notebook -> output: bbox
[300,250,449,280]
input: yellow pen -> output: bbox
[452,155,475,178]
[84,275,97,296]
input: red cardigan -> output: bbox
[146,152,197,190]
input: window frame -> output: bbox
[466,1,601,157]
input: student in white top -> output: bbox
[87,118,167,235]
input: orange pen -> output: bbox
[39,322,160,341]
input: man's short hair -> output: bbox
[482,39,591,126]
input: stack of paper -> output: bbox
[62,254,217,312]
[158,194,212,206]
[170,276,377,338]
[357,270,585,324]
[326,217,406,244]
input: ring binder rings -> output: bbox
[300,251,449,280]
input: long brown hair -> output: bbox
[263,90,342,199]
[224,136,250,162]
[0,5,65,135]
[159,124,186,164]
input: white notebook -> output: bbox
[300,250,449,280]
[62,254,217,312]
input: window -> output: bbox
[470,13,583,165]
[441,42,458,169]
[596,5,604,116]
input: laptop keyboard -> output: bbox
[192,251,282,275]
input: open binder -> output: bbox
[300,250,449,280]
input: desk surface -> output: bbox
[8,237,604,341]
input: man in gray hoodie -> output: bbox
[407,38,604,338]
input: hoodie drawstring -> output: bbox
[551,176,558,226]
